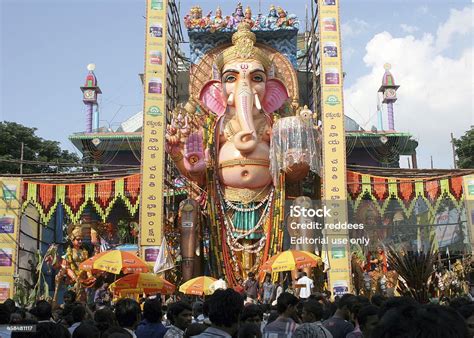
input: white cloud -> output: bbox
[435,7,473,51]
[400,24,419,34]
[341,18,369,38]
[344,6,473,169]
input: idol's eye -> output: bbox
[252,74,264,82]
[224,75,236,83]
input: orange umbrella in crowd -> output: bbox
[179,276,217,296]
[109,273,176,295]
[260,250,322,273]
[79,250,150,274]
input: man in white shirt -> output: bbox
[297,272,314,299]
[209,275,227,294]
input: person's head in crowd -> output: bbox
[241,304,263,325]
[184,323,208,338]
[449,296,471,310]
[142,297,162,323]
[264,274,271,283]
[377,296,418,319]
[357,305,379,338]
[276,292,299,317]
[301,299,324,323]
[0,303,11,324]
[63,290,77,305]
[296,301,304,319]
[238,322,262,338]
[3,298,16,313]
[370,294,387,307]
[267,310,279,324]
[218,274,225,280]
[322,300,337,320]
[115,298,141,330]
[33,322,71,338]
[372,303,467,338]
[168,301,193,331]
[33,300,53,321]
[309,292,326,304]
[350,296,370,322]
[207,289,244,335]
[101,327,133,338]
[335,293,355,320]
[248,272,255,280]
[372,303,418,338]
[72,304,86,324]
[94,307,116,333]
[72,323,100,338]
[10,309,26,324]
[192,301,203,319]
[458,303,474,337]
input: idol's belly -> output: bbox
[218,141,272,189]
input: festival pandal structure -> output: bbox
[1,0,473,304]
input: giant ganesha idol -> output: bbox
[166,23,320,283]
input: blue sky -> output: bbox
[1,0,472,169]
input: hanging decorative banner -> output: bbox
[21,175,142,224]
[347,171,466,219]
[140,0,168,262]
[462,175,474,249]
[317,0,352,294]
[0,177,21,301]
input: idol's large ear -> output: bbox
[199,80,226,117]
[262,78,289,113]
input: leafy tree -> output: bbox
[454,127,474,169]
[0,121,80,174]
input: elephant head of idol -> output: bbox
[199,23,289,154]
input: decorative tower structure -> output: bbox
[80,64,102,133]
[378,63,399,131]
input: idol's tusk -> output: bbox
[254,93,262,111]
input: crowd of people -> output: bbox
[1,274,474,338]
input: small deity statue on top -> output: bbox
[254,13,264,29]
[227,2,244,29]
[243,6,254,28]
[266,5,278,29]
[210,6,227,32]
[185,5,206,29]
[276,6,289,27]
